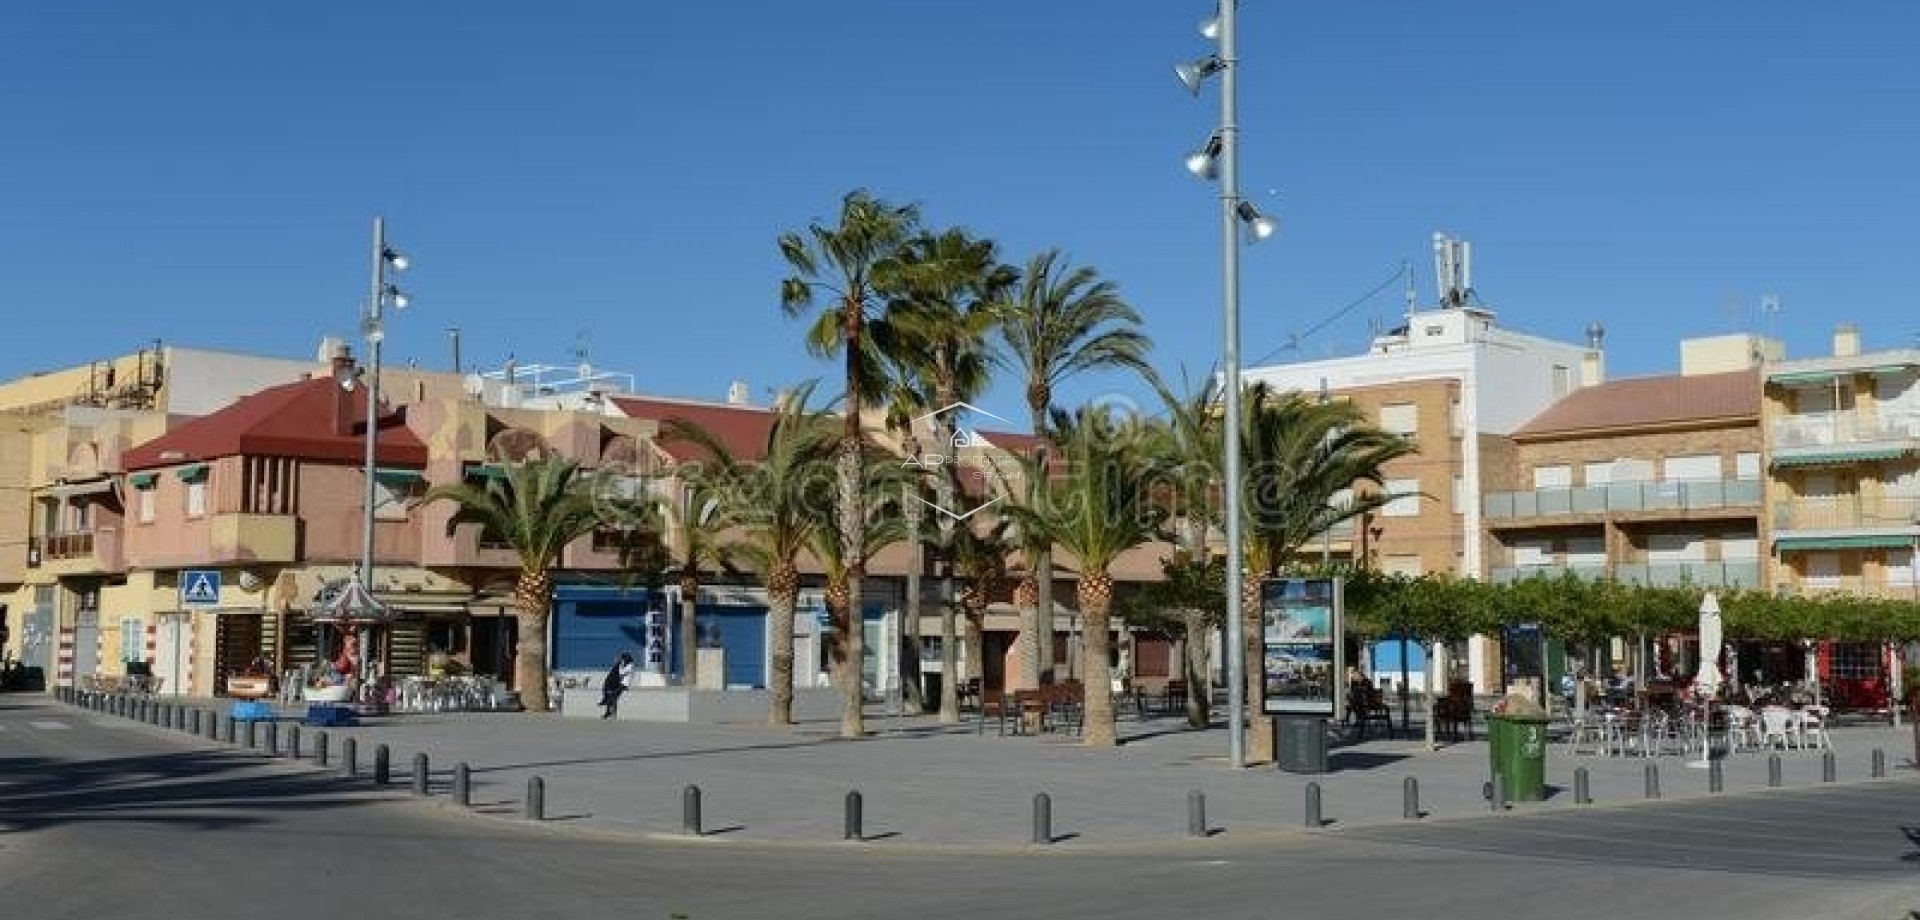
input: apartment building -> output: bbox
[1241,235,1601,690]
[1486,335,1770,593]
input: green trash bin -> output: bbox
[1487,701,1551,803]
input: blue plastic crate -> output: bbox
[303,704,358,727]
[231,700,274,721]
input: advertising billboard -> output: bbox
[1261,576,1344,717]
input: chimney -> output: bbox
[1581,322,1605,385]
[727,380,751,406]
[1832,323,1860,357]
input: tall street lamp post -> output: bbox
[1178,0,1276,769]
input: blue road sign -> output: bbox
[180,570,222,608]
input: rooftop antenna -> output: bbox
[1402,260,1416,318]
[571,330,593,381]
[1431,232,1470,308]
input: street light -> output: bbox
[1178,0,1273,769]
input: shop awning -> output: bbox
[374,468,427,486]
[463,463,507,482]
[1769,371,1840,386]
[128,472,158,489]
[47,478,114,498]
[1775,534,1918,551]
[176,464,210,483]
[1772,448,1912,468]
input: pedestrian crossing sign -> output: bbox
[180,570,221,608]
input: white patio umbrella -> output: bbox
[1689,592,1722,769]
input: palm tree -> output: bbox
[808,454,910,702]
[665,384,838,724]
[1147,371,1228,727]
[428,453,603,714]
[1007,406,1167,747]
[950,517,1013,696]
[780,189,921,738]
[1237,383,1419,759]
[998,249,1151,686]
[663,478,729,688]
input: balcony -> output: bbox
[1771,410,1920,452]
[1489,562,1608,585]
[1772,495,1920,532]
[1612,560,1762,589]
[31,527,125,574]
[208,513,298,564]
[1483,479,1762,521]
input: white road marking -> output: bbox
[27,720,71,730]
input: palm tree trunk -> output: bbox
[1242,574,1271,763]
[768,564,798,725]
[964,605,985,686]
[513,568,552,713]
[836,441,866,738]
[902,480,925,714]
[939,590,959,723]
[1031,406,1054,684]
[678,571,700,689]
[1011,577,1040,692]
[1181,608,1212,728]
[1080,572,1117,747]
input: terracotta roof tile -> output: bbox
[122,375,428,469]
[611,396,777,462]
[1512,369,1759,439]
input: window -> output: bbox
[1649,534,1706,562]
[1583,462,1613,486]
[1382,554,1424,577]
[1888,549,1916,587]
[120,617,143,663]
[138,489,155,524]
[1566,537,1606,567]
[186,481,207,517]
[1382,478,1421,517]
[1532,465,1572,489]
[1735,452,1761,480]
[1552,365,1572,397]
[1720,536,1759,560]
[1379,403,1418,436]
[1511,540,1550,567]
[1662,454,1719,482]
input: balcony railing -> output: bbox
[40,530,94,560]
[1772,495,1920,531]
[1483,478,1762,520]
[1488,563,1608,584]
[1774,576,1920,599]
[1772,410,1920,449]
[1612,560,1762,589]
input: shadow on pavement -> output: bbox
[0,750,383,834]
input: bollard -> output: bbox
[288,726,301,760]
[1767,754,1782,787]
[206,711,220,740]
[1305,782,1324,828]
[525,776,544,821]
[1574,767,1591,805]
[190,709,202,735]
[1821,751,1836,783]
[223,716,236,744]
[1709,759,1723,793]
[316,730,330,767]
[1402,777,1420,821]
[171,705,183,730]
[1188,789,1208,837]
[244,719,257,748]
[453,762,471,807]
[844,790,863,841]
[374,744,391,785]
[1872,748,1886,778]
[264,722,278,757]
[413,754,430,796]
[682,784,703,836]
[1644,763,1661,800]
[342,737,358,777]
[1032,793,1053,844]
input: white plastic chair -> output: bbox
[1722,705,1758,753]
[1799,705,1832,750]
[1759,707,1795,750]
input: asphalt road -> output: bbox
[3,697,1916,920]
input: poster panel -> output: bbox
[1261,576,1344,716]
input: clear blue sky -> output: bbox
[4,1,1916,424]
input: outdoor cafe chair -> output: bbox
[1721,705,1759,753]
[1799,705,1832,750]
[1759,707,1797,750]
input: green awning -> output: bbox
[463,463,507,481]
[1775,534,1918,551]
[176,464,209,483]
[374,468,427,486]
[1772,448,1911,468]
[128,472,158,489]
[1769,371,1839,386]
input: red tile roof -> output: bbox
[1512,369,1760,439]
[611,396,777,462]
[121,375,428,469]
